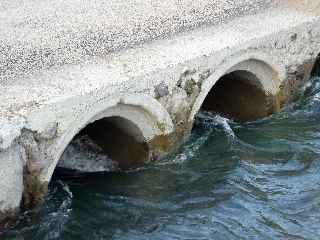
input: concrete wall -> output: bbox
[0,0,319,227]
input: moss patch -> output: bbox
[22,169,48,211]
[0,208,19,229]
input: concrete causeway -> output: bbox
[0,0,319,227]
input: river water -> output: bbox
[3,76,320,240]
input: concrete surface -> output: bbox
[0,0,320,227]
[0,0,272,83]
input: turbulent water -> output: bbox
[3,77,320,240]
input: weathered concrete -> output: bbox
[0,0,320,226]
[0,0,272,83]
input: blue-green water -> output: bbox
[3,77,320,240]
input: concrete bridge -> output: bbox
[0,0,320,227]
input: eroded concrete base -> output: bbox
[0,144,24,228]
[22,169,48,211]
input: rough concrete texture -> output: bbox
[0,0,320,224]
[0,0,272,83]
[0,119,25,150]
[0,144,24,224]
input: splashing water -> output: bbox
[58,135,119,173]
[3,77,320,240]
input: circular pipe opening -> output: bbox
[311,53,320,77]
[201,70,274,121]
[58,116,149,172]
